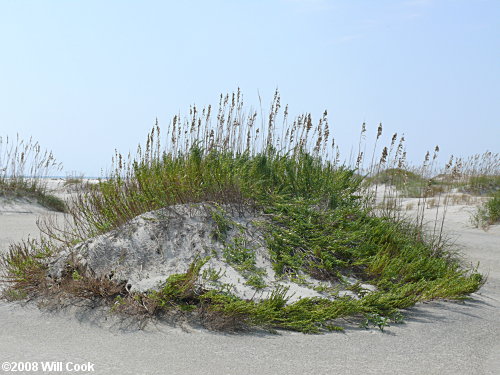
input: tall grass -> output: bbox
[0,135,65,212]
[1,90,486,333]
[362,126,499,241]
[61,89,349,241]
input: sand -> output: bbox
[46,202,366,302]
[1,188,499,375]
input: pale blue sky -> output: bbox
[0,0,498,175]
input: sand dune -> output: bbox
[1,190,499,375]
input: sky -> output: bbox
[0,0,499,176]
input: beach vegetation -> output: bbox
[471,190,500,228]
[0,90,488,333]
[0,135,66,212]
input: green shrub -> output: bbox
[471,190,500,228]
[464,175,500,196]
[0,91,485,333]
[486,191,500,223]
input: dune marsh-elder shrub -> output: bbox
[485,191,500,224]
[0,135,65,212]
[472,190,500,228]
[1,90,484,333]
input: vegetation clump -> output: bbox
[485,191,500,223]
[462,175,500,196]
[368,168,424,187]
[0,91,485,333]
[0,135,66,212]
[472,190,500,228]
[63,173,85,189]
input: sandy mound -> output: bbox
[48,203,369,302]
[0,195,53,215]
